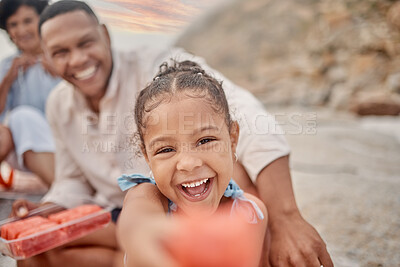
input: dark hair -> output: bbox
[0,0,49,31]
[39,0,98,35]
[135,60,232,150]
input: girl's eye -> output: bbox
[156,147,174,155]
[198,138,215,146]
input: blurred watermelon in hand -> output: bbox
[164,210,259,267]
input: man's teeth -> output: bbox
[74,66,96,80]
[182,178,208,188]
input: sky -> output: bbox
[0,0,227,58]
[87,0,222,33]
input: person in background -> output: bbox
[0,0,60,186]
[13,1,333,266]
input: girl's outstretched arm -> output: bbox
[116,183,179,267]
[243,193,269,266]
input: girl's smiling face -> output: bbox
[142,94,239,216]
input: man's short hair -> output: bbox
[39,0,99,35]
[0,0,49,31]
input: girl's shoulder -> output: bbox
[118,174,171,213]
[124,182,170,213]
[233,193,267,224]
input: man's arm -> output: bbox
[256,155,333,267]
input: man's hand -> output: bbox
[11,199,40,217]
[10,199,63,218]
[268,212,333,267]
[254,156,333,267]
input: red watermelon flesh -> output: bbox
[164,212,259,267]
[0,205,110,259]
[48,205,110,238]
[1,216,49,240]
[48,204,102,224]
[17,221,59,238]
[9,221,68,258]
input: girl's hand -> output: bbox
[4,55,37,84]
[124,215,179,267]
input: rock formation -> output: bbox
[177,0,400,115]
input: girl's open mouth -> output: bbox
[178,178,213,202]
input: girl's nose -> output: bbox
[176,154,203,172]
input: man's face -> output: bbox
[40,10,112,102]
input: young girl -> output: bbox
[117,61,268,267]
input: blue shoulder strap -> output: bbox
[117,173,155,191]
[117,175,263,221]
[224,179,264,223]
[117,173,177,212]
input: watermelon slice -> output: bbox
[48,205,110,239]
[0,204,111,259]
[164,212,259,267]
[9,222,68,258]
[1,216,50,240]
[48,204,102,224]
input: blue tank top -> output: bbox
[0,53,61,121]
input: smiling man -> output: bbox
[40,2,112,113]
[14,1,333,266]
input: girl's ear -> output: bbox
[229,121,240,156]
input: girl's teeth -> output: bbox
[182,178,208,188]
